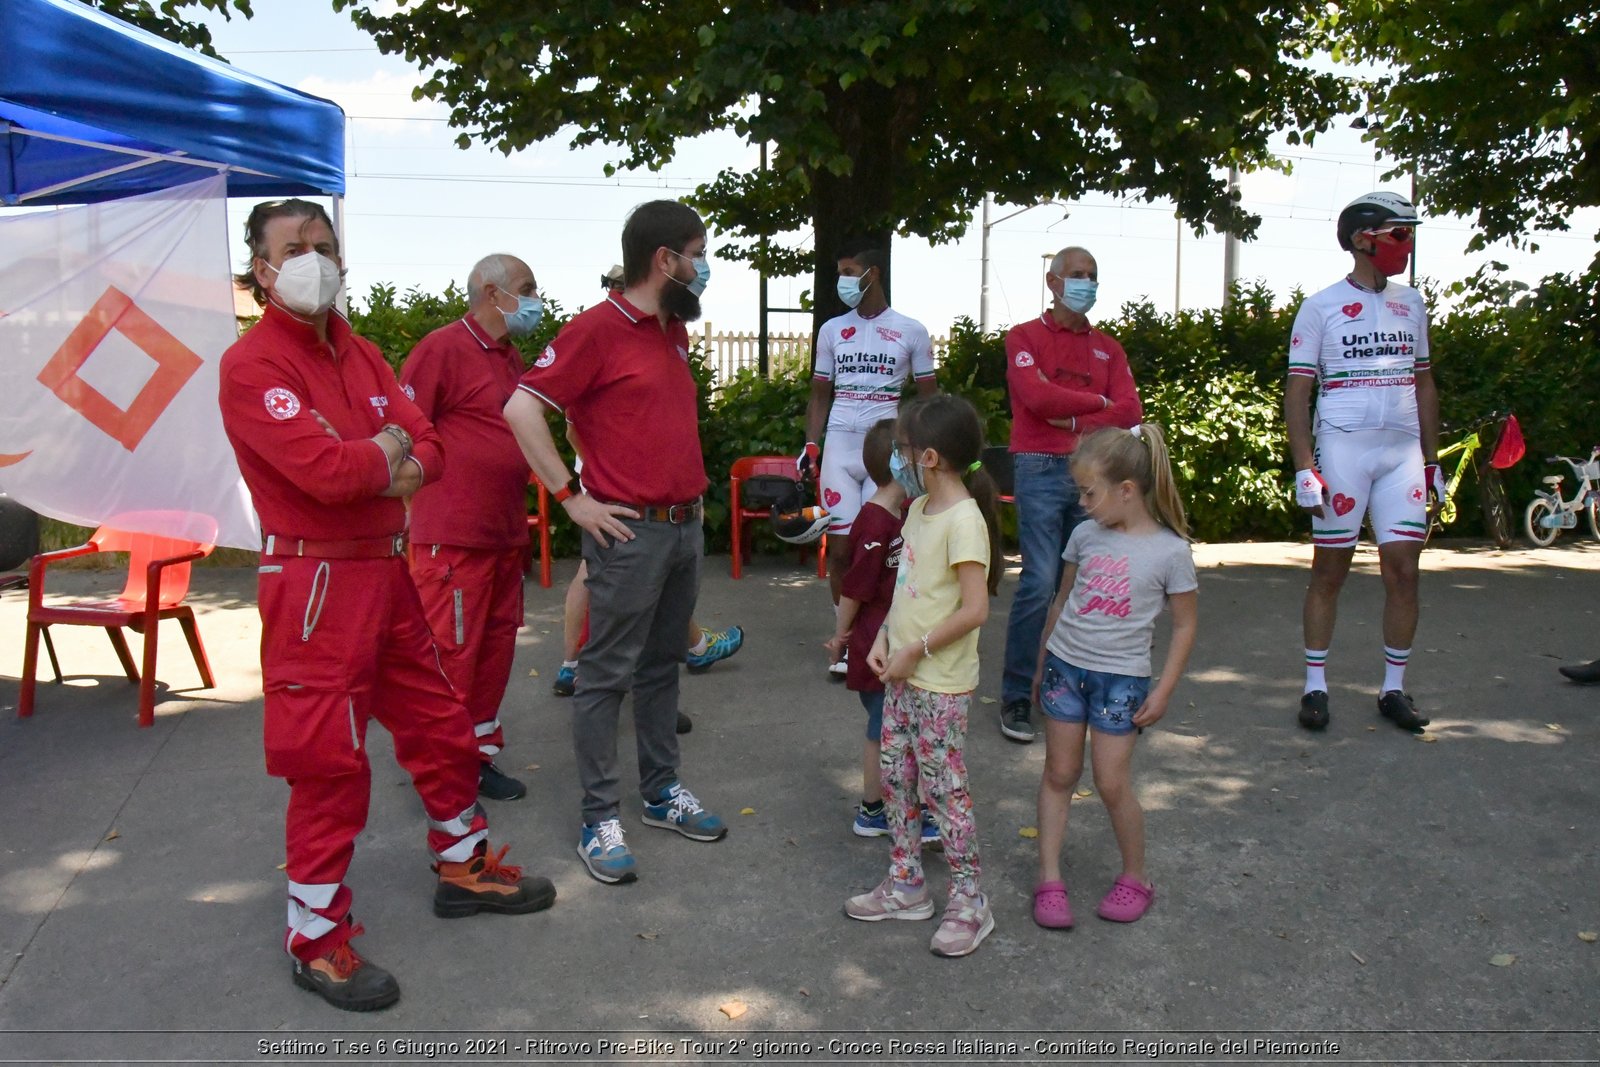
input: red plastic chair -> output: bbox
[525,473,552,589]
[729,456,827,579]
[20,518,217,728]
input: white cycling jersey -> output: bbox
[813,307,936,433]
[1288,278,1431,437]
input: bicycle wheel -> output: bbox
[1479,468,1515,549]
[1523,497,1560,548]
[1586,499,1599,541]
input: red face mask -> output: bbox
[1365,230,1413,277]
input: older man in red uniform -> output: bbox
[504,200,727,886]
[997,245,1143,744]
[401,253,542,802]
[219,200,553,1013]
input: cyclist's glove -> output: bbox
[1293,468,1328,509]
[797,441,820,478]
[1425,462,1446,504]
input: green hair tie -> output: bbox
[967,460,983,474]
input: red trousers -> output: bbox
[408,543,524,761]
[257,555,486,961]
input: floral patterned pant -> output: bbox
[881,681,981,898]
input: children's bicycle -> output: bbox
[1428,411,1516,549]
[1523,447,1600,547]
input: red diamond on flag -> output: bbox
[35,286,203,452]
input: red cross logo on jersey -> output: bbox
[1410,486,1425,503]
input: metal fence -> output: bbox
[695,323,951,382]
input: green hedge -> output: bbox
[340,269,1600,552]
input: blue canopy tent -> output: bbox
[0,0,345,208]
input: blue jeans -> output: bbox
[1001,453,1085,706]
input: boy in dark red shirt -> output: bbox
[825,419,936,844]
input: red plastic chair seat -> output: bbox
[20,514,217,728]
[729,455,826,579]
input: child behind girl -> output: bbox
[826,418,935,845]
[844,394,1002,957]
[1032,424,1198,929]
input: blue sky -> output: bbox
[207,2,1599,338]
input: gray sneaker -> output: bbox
[930,892,995,957]
[844,877,934,922]
[1000,700,1035,743]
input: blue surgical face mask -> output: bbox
[889,448,926,499]
[836,273,872,309]
[496,287,544,337]
[1058,277,1098,315]
[668,249,711,297]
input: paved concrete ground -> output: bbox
[0,540,1596,1063]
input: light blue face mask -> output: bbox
[496,287,544,337]
[669,250,711,297]
[1058,277,1098,315]
[888,448,926,499]
[836,272,872,309]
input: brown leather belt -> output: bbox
[602,499,703,524]
[262,533,407,559]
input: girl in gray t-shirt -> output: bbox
[1029,426,1199,930]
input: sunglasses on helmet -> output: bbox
[1364,225,1415,243]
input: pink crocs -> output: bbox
[1096,875,1154,922]
[1033,880,1073,929]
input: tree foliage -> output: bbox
[335,0,1352,338]
[85,0,253,57]
[1334,0,1600,269]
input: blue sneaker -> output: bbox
[641,781,727,841]
[576,818,637,884]
[552,665,576,697]
[921,811,942,850]
[685,626,743,674]
[852,805,889,838]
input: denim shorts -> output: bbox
[1039,653,1148,736]
[859,689,885,742]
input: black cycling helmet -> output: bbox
[1336,191,1423,251]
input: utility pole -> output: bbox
[1174,213,1182,314]
[1222,166,1239,308]
[980,199,1065,332]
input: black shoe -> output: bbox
[1377,690,1430,731]
[291,937,400,1013]
[676,711,693,735]
[478,762,527,802]
[1298,690,1330,731]
[999,699,1035,743]
[1558,658,1600,684]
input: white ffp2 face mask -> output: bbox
[267,251,344,316]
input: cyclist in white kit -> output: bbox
[1284,192,1440,733]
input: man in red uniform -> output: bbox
[401,253,542,802]
[219,200,553,1013]
[504,200,727,886]
[997,245,1143,744]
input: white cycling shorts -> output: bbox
[1311,427,1427,548]
[820,429,871,536]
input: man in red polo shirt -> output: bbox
[997,245,1143,744]
[401,253,542,802]
[219,200,553,1013]
[503,200,727,886]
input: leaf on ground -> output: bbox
[1018,826,1039,838]
[636,932,658,941]
[1074,788,1094,798]
[978,696,997,705]
[1367,726,1377,731]
[275,862,287,870]
[524,763,540,771]
[1578,931,1597,943]
[740,807,756,815]
[785,837,797,846]
[528,669,539,677]
[103,830,120,841]
[1489,953,1517,967]
[1349,950,1366,965]
[798,988,810,997]
[1417,733,1438,742]
[718,999,748,1020]
[1546,723,1563,731]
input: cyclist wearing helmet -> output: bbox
[1284,191,1440,733]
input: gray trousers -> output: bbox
[573,516,701,824]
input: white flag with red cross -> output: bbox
[0,175,257,550]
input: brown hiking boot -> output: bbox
[433,843,556,918]
[290,927,400,1012]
